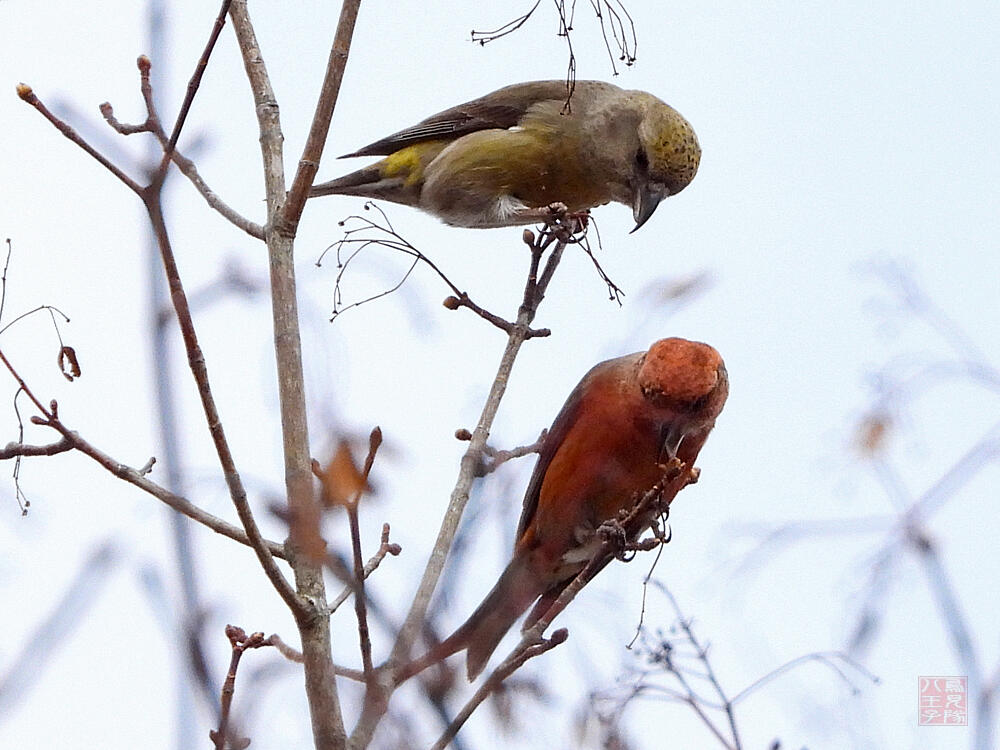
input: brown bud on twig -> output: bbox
[522,228,535,246]
[137,55,151,73]
[443,295,461,310]
[368,426,383,456]
[454,428,472,441]
[16,83,33,100]
[226,624,246,644]
[549,628,569,645]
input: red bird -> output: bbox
[432,337,728,680]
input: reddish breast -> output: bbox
[517,374,663,563]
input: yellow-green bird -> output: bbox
[309,80,701,232]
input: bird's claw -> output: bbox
[597,519,631,560]
[541,203,590,237]
[545,202,569,219]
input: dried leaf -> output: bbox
[58,345,81,381]
[319,439,369,508]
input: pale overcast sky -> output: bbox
[2,1,998,748]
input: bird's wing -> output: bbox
[514,355,626,543]
[342,81,577,158]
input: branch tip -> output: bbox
[367,425,383,456]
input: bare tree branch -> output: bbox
[283,1,362,227]
[0,347,289,559]
[330,523,402,613]
[0,436,73,459]
[157,0,234,176]
[430,630,568,750]
[229,1,365,745]
[98,57,264,238]
[18,1,299,614]
[210,626,276,750]
[17,84,143,194]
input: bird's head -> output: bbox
[630,99,701,232]
[636,338,727,455]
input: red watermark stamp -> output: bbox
[918,676,968,726]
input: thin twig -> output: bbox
[0,436,73,459]
[870,260,998,372]
[267,633,304,663]
[553,0,578,103]
[392,231,568,655]
[618,589,874,750]
[268,635,383,686]
[330,523,402,612]
[347,428,385,682]
[443,293,551,338]
[0,347,288,558]
[170,148,266,238]
[727,650,879,706]
[145,191,302,612]
[99,58,264,239]
[589,0,638,72]
[0,237,14,326]
[17,6,294,612]
[470,1,541,44]
[282,0,362,228]
[17,85,143,194]
[0,238,12,325]
[429,630,568,750]
[476,429,548,477]
[321,205,545,335]
[910,420,1000,517]
[158,0,234,176]
[211,626,273,750]
[625,520,671,649]
[0,303,72,340]
[872,461,983,691]
[654,583,741,748]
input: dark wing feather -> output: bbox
[342,81,575,158]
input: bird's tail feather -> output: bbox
[401,557,541,682]
[461,557,541,680]
[309,165,391,198]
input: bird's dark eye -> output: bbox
[635,149,649,171]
